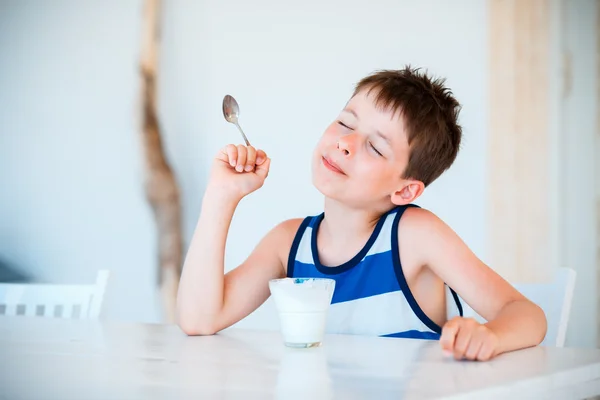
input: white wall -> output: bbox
[559,0,598,348]
[0,2,488,327]
[0,1,160,322]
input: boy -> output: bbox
[176,66,547,361]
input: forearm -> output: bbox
[485,299,547,355]
[176,187,240,334]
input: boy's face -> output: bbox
[311,89,423,209]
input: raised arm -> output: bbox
[176,144,299,335]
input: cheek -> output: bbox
[355,160,398,188]
[315,126,339,153]
[323,123,340,140]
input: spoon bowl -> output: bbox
[222,95,251,146]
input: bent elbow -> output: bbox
[177,316,220,336]
[536,304,548,345]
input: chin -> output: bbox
[312,174,362,206]
[311,171,332,196]
[311,170,342,200]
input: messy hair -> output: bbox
[353,66,462,186]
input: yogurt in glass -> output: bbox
[268,278,336,348]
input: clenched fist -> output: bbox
[207,144,271,200]
[440,317,499,361]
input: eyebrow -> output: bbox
[375,130,392,146]
[342,108,358,119]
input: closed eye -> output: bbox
[337,121,352,130]
[369,142,383,157]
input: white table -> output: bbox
[1,317,600,399]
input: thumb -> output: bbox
[255,157,271,180]
[440,318,460,354]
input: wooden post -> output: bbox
[139,0,183,323]
[596,0,600,348]
[488,0,552,283]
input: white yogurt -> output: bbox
[269,278,336,347]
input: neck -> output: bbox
[320,197,395,244]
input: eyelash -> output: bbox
[369,142,383,157]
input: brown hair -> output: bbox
[353,66,462,187]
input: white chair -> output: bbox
[0,270,109,319]
[459,267,576,347]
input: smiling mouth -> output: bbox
[322,156,345,175]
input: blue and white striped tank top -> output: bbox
[287,204,463,340]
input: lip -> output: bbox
[322,156,346,175]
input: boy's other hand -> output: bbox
[440,317,499,361]
[208,144,271,200]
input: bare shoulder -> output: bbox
[269,218,305,242]
[398,207,451,248]
[397,206,463,270]
[262,217,305,260]
[233,217,305,278]
[274,218,305,233]
[263,218,304,255]
[400,206,450,235]
[246,217,305,256]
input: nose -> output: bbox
[337,134,357,156]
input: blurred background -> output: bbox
[0,0,597,348]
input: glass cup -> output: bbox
[268,278,336,348]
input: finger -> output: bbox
[245,146,257,172]
[255,158,271,180]
[236,145,247,172]
[477,340,496,361]
[256,150,267,165]
[464,330,484,361]
[440,318,460,354]
[453,324,473,361]
[218,144,237,165]
[224,144,237,167]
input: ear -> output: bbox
[390,180,425,206]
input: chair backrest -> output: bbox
[458,268,576,347]
[0,270,109,319]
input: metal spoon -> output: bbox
[222,95,250,146]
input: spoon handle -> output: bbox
[235,122,251,146]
